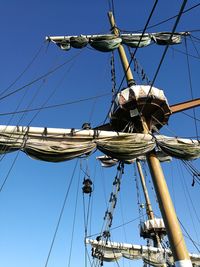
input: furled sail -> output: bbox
[0,125,199,162]
[47,32,189,52]
[89,36,122,52]
[97,155,136,167]
[95,134,155,160]
[86,239,200,267]
[97,153,171,168]
[156,137,200,160]
[96,156,120,167]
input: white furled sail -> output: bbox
[47,32,189,52]
[0,125,199,162]
[86,239,200,267]
[96,156,120,167]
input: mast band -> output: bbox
[175,260,193,267]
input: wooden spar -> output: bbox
[108,11,192,267]
[170,98,200,113]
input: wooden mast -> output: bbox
[108,11,192,267]
[108,12,135,87]
[136,160,154,220]
[136,160,164,249]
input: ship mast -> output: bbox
[136,159,165,250]
[136,160,154,221]
[108,11,192,267]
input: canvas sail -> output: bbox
[0,125,199,162]
[86,239,200,267]
[47,32,189,52]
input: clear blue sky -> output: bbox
[0,1,200,267]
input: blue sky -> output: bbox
[0,1,200,267]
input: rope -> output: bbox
[0,42,45,97]
[86,214,147,238]
[181,111,200,123]
[191,34,200,43]
[92,162,124,266]
[81,159,93,235]
[179,219,200,253]
[0,51,82,102]
[111,52,116,95]
[0,59,80,163]
[103,0,159,124]
[140,0,189,115]
[177,161,200,244]
[134,163,145,223]
[67,164,81,267]
[170,44,200,60]
[122,2,200,32]
[81,158,96,267]
[182,160,200,185]
[0,92,111,117]
[0,150,20,193]
[44,160,78,267]
[184,37,199,138]
[127,48,151,85]
[116,0,159,93]
[145,2,200,30]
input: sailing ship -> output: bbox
[0,2,200,267]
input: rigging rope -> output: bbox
[191,34,200,42]
[91,162,124,266]
[182,160,200,185]
[18,62,80,128]
[44,160,78,267]
[110,52,116,95]
[179,219,200,253]
[0,150,20,193]
[0,42,45,98]
[122,2,200,33]
[127,48,151,85]
[140,0,189,115]
[81,159,93,234]
[116,0,159,93]
[170,33,200,59]
[103,0,159,124]
[0,51,82,102]
[81,158,96,267]
[0,92,111,117]
[134,163,145,223]
[0,82,46,160]
[183,111,200,123]
[67,164,81,267]
[0,79,48,188]
[184,37,199,139]
[86,214,146,239]
[0,59,81,165]
[178,161,200,244]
